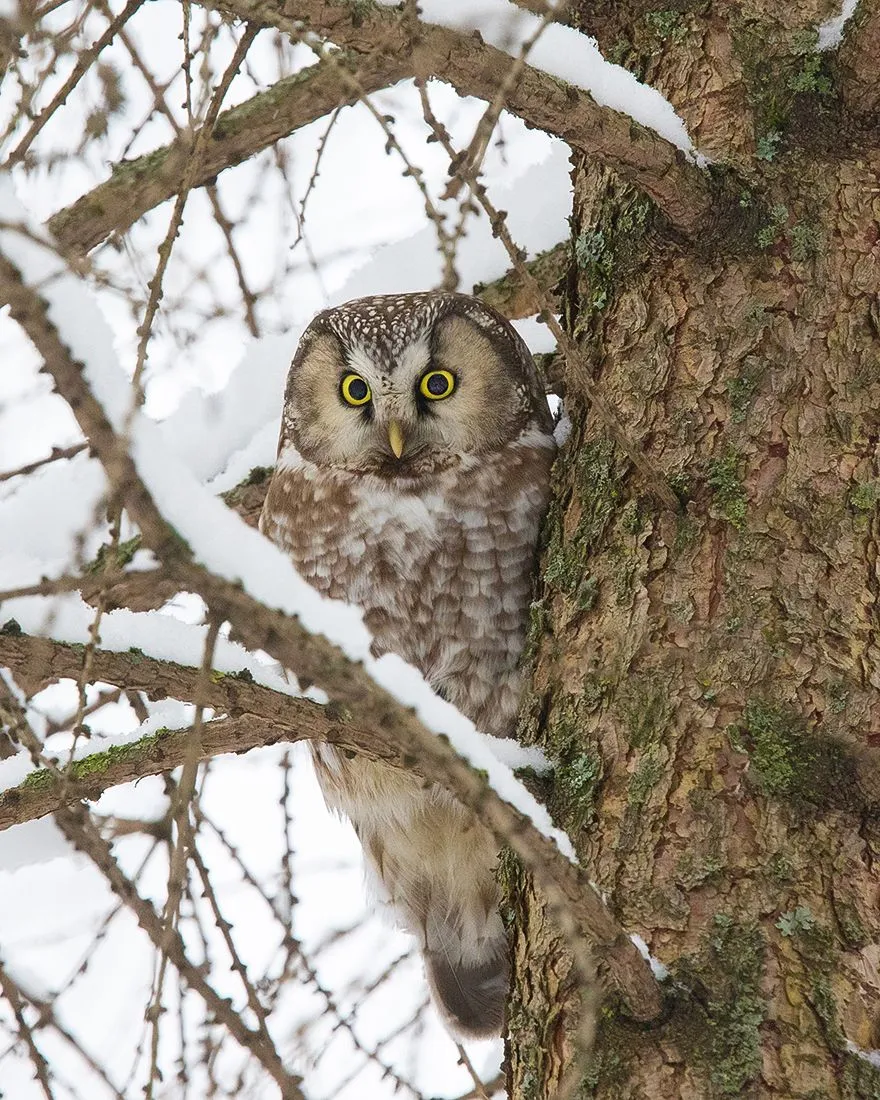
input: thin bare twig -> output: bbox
[291,106,340,252]
[0,442,88,482]
[0,962,54,1100]
[53,801,307,1098]
[46,51,406,254]
[440,0,567,200]
[206,183,260,335]
[132,23,259,392]
[0,962,127,1100]
[455,1043,491,1100]
[6,0,144,167]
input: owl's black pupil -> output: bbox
[347,377,368,401]
[427,373,449,396]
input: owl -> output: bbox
[260,292,556,1038]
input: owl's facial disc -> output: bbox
[287,307,534,477]
[331,338,430,469]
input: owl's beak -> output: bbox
[387,419,405,459]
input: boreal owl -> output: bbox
[260,292,556,1038]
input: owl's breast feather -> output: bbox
[261,429,555,734]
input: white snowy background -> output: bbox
[0,0,861,1096]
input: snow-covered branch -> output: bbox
[38,0,724,263]
[0,207,663,1024]
[202,0,719,236]
[0,630,410,831]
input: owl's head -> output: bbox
[279,293,553,477]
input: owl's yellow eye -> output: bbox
[341,373,371,406]
[419,370,455,401]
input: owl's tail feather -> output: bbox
[325,764,510,1039]
[424,934,509,1039]
[426,951,509,1039]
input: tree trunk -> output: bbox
[508,3,880,1096]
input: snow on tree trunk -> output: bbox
[507,3,880,1097]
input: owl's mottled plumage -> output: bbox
[260,292,555,1037]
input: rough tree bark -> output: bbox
[507,2,880,1098]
